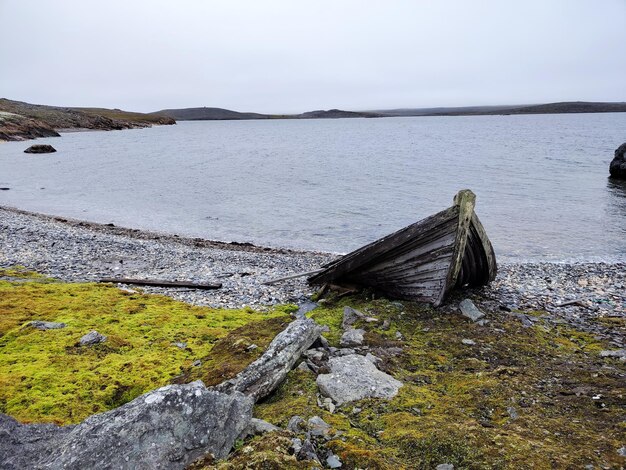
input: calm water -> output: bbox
[1,114,625,262]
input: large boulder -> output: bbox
[609,143,626,179]
[24,144,56,154]
[0,381,253,470]
[316,354,402,405]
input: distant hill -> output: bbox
[374,101,626,117]
[0,98,175,142]
[151,107,269,121]
[153,107,381,121]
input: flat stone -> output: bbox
[340,328,365,347]
[79,330,107,346]
[27,321,66,330]
[316,354,402,405]
[240,418,279,438]
[342,306,365,329]
[327,453,343,468]
[461,339,476,345]
[459,299,485,322]
[436,465,454,470]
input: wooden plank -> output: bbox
[263,269,323,285]
[99,278,222,290]
[435,189,476,306]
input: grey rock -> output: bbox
[381,319,391,330]
[340,328,365,347]
[459,299,485,322]
[296,301,318,318]
[618,446,626,457]
[7,381,253,469]
[599,349,626,358]
[172,341,187,349]
[334,348,356,356]
[326,453,343,468]
[461,338,476,346]
[79,330,107,346]
[216,318,322,402]
[436,465,454,470]
[246,343,258,351]
[304,349,325,362]
[296,361,313,373]
[507,406,519,420]
[342,306,365,329]
[395,331,404,340]
[24,144,57,154]
[291,437,302,454]
[27,320,66,330]
[609,142,626,179]
[192,360,202,367]
[307,416,331,438]
[0,414,72,470]
[296,438,319,462]
[317,354,402,405]
[287,415,305,433]
[240,418,279,438]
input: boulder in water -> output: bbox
[609,143,626,179]
[24,144,56,154]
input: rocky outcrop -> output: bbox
[0,381,253,470]
[216,318,323,401]
[0,111,59,142]
[609,143,626,179]
[24,144,56,154]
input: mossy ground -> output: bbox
[244,294,625,469]
[0,267,295,425]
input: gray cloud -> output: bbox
[1,0,624,113]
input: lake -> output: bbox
[1,114,625,262]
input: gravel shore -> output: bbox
[1,205,623,344]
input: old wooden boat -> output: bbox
[308,189,497,306]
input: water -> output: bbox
[1,114,625,262]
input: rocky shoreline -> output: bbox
[0,204,623,337]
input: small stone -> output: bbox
[459,299,485,322]
[436,465,454,470]
[326,453,342,468]
[307,416,331,438]
[507,406,518,420]
[395,331,404,340]
[192,360,202,367]
[461,339,476,345]
[340,328,365,347]
[27,321,66,330]
[342,306,365,329]
[291,437,302,454]
[240,418,279,438]
[618,446,626,457]
[296,361,313,373]
[381,319,391,330]
[364,317,379,323]
[296,438,319,462]
[172,341,187,349]
[287,415,305,433]
[79,330,107,346]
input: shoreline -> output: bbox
[0,204,624,344]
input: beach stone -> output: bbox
[79,330,107,346]
[317,354,402,405]
[24,144,56,154]
[27,320,66,330]
[459,299,485,322]
[340,328,365,347]
[342,306,365,329]
[3,381,253,469]
[609,142,626,179]
[599,349,626,359]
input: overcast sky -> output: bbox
[1,0,624,113]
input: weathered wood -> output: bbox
[215,318,322,402]
[308,189,497,306]
[99,278,222,290]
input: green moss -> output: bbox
[245,295,625,469]
[0,266,50,280]
[0,276,292,424]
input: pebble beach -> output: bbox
[1,205,624,346]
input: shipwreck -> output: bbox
[308,189,497,306]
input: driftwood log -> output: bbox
[99,278,222,290]
[216,317,323,401]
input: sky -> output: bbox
[1,0,625,114]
